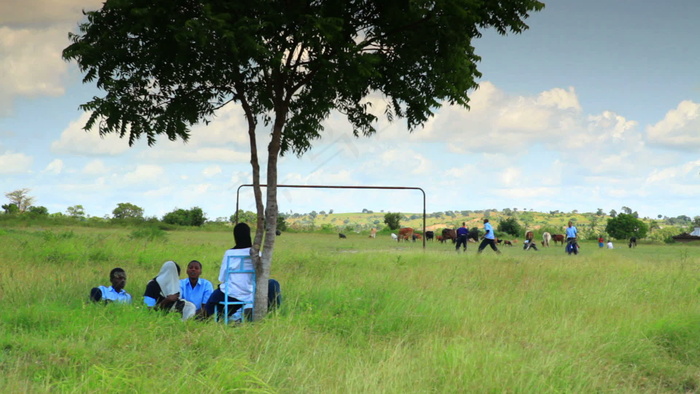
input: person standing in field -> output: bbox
[180,260,214,318]
[89,267,132,304]
[598,236,604,248]
[477,219,501,254]
[565,221,579,255]
[455,222,469,252]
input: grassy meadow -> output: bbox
[2,224,700,392]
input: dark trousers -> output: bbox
[205,279,282,318]
[478,238,500,254]
[455,235,468,251]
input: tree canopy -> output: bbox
[384,212,402,230]
[63,0,544,320]
[605,214,648,240]
[5,188,34,213]
[112,202,145,220]
[497,217,523,237]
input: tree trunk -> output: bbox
[253,106,286,322]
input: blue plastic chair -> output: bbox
[215,254,256,324]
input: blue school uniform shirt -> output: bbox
[179,278,214,310]
[97,285,132,304]
[566,226,578,238]
[484,222,495,239]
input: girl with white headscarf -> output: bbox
[144,261,196,321]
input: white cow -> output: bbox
[542,232,552,247]
[391,233,398,241]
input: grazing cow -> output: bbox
[391,233,398,241]
[441,228,457,243]
[503,240,513,246]
[436,235,444,242]
[551,234,565,245]
[468,229,480,242]
[339,233,347,239]
[412,233,422,242]
[425,231,435,241]
[525,231,534,242]
[542,232,552,247]
[629,237,637,248]
[398,227,414,242]
[369,228,377,239]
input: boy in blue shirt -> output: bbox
[477,219,501,255]
[180,260,214,318]
[89,267,132,304]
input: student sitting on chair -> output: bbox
[89,267,132,304]
[144,261,196,321]
[205,222,282,321]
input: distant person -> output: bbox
[598,236,604,248]
[607,241,614,249]
[180,260,214,318]
[89,267,132,304]
[455,222,469,252]
[206,223,282,322]
[523,239,538,251]
[144,261,196,321]
[477,219,501,255]
[565,221,579,255]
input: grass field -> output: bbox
[1,225,700,392]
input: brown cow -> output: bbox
[551,234,565,245]
[503,240,513,246]
[525,231,534,242]
[398,227,414,242]
[441,228,457,243]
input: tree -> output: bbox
[605,214,648,240]
[5,188,35,213]
[2,203,19,215]
[621,206,633,215]
[596,208,605,216]
[497,217,523,237]
[63,0,544,320]
[66,205,86,219]
[112,202,145,220]
[609,209,617,218]
[27,206,49,216]
[162,207,207,227]
[384,212,402,230]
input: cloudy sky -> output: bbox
[1,0,699,221]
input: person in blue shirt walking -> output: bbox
[180,260,214,318]
[455,222,469,252]
[89,267,132,304]
[565,221,579,255]
[477,219,501,254]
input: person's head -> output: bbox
[483,218,489,224]
[109,268,127,292]
[568,221,573,227]
[462,222,466,227]
[187,260,202,280]
[233,222,252,249]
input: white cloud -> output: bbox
[0,0,103,26]
[0,151,33,174]
[122,165,165,185]
[43,159,63,174]
[0,26,72,115]
[81,159,109,175]
[647,100,700,150]
[51,112,132,156]
[202,165,222,178]
[645,159,700,184]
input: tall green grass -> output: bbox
[1,226,700,392]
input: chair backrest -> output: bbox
[222,255,256,323]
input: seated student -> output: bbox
[144,261,196,321]
[179,260,214,318]
[206,223,282,321]
[523,239,538,251]
[90,267,132,304]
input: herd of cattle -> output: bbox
[340,227,569,247]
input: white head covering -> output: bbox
[155,261,180,297]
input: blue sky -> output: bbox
[1,0,699,221]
